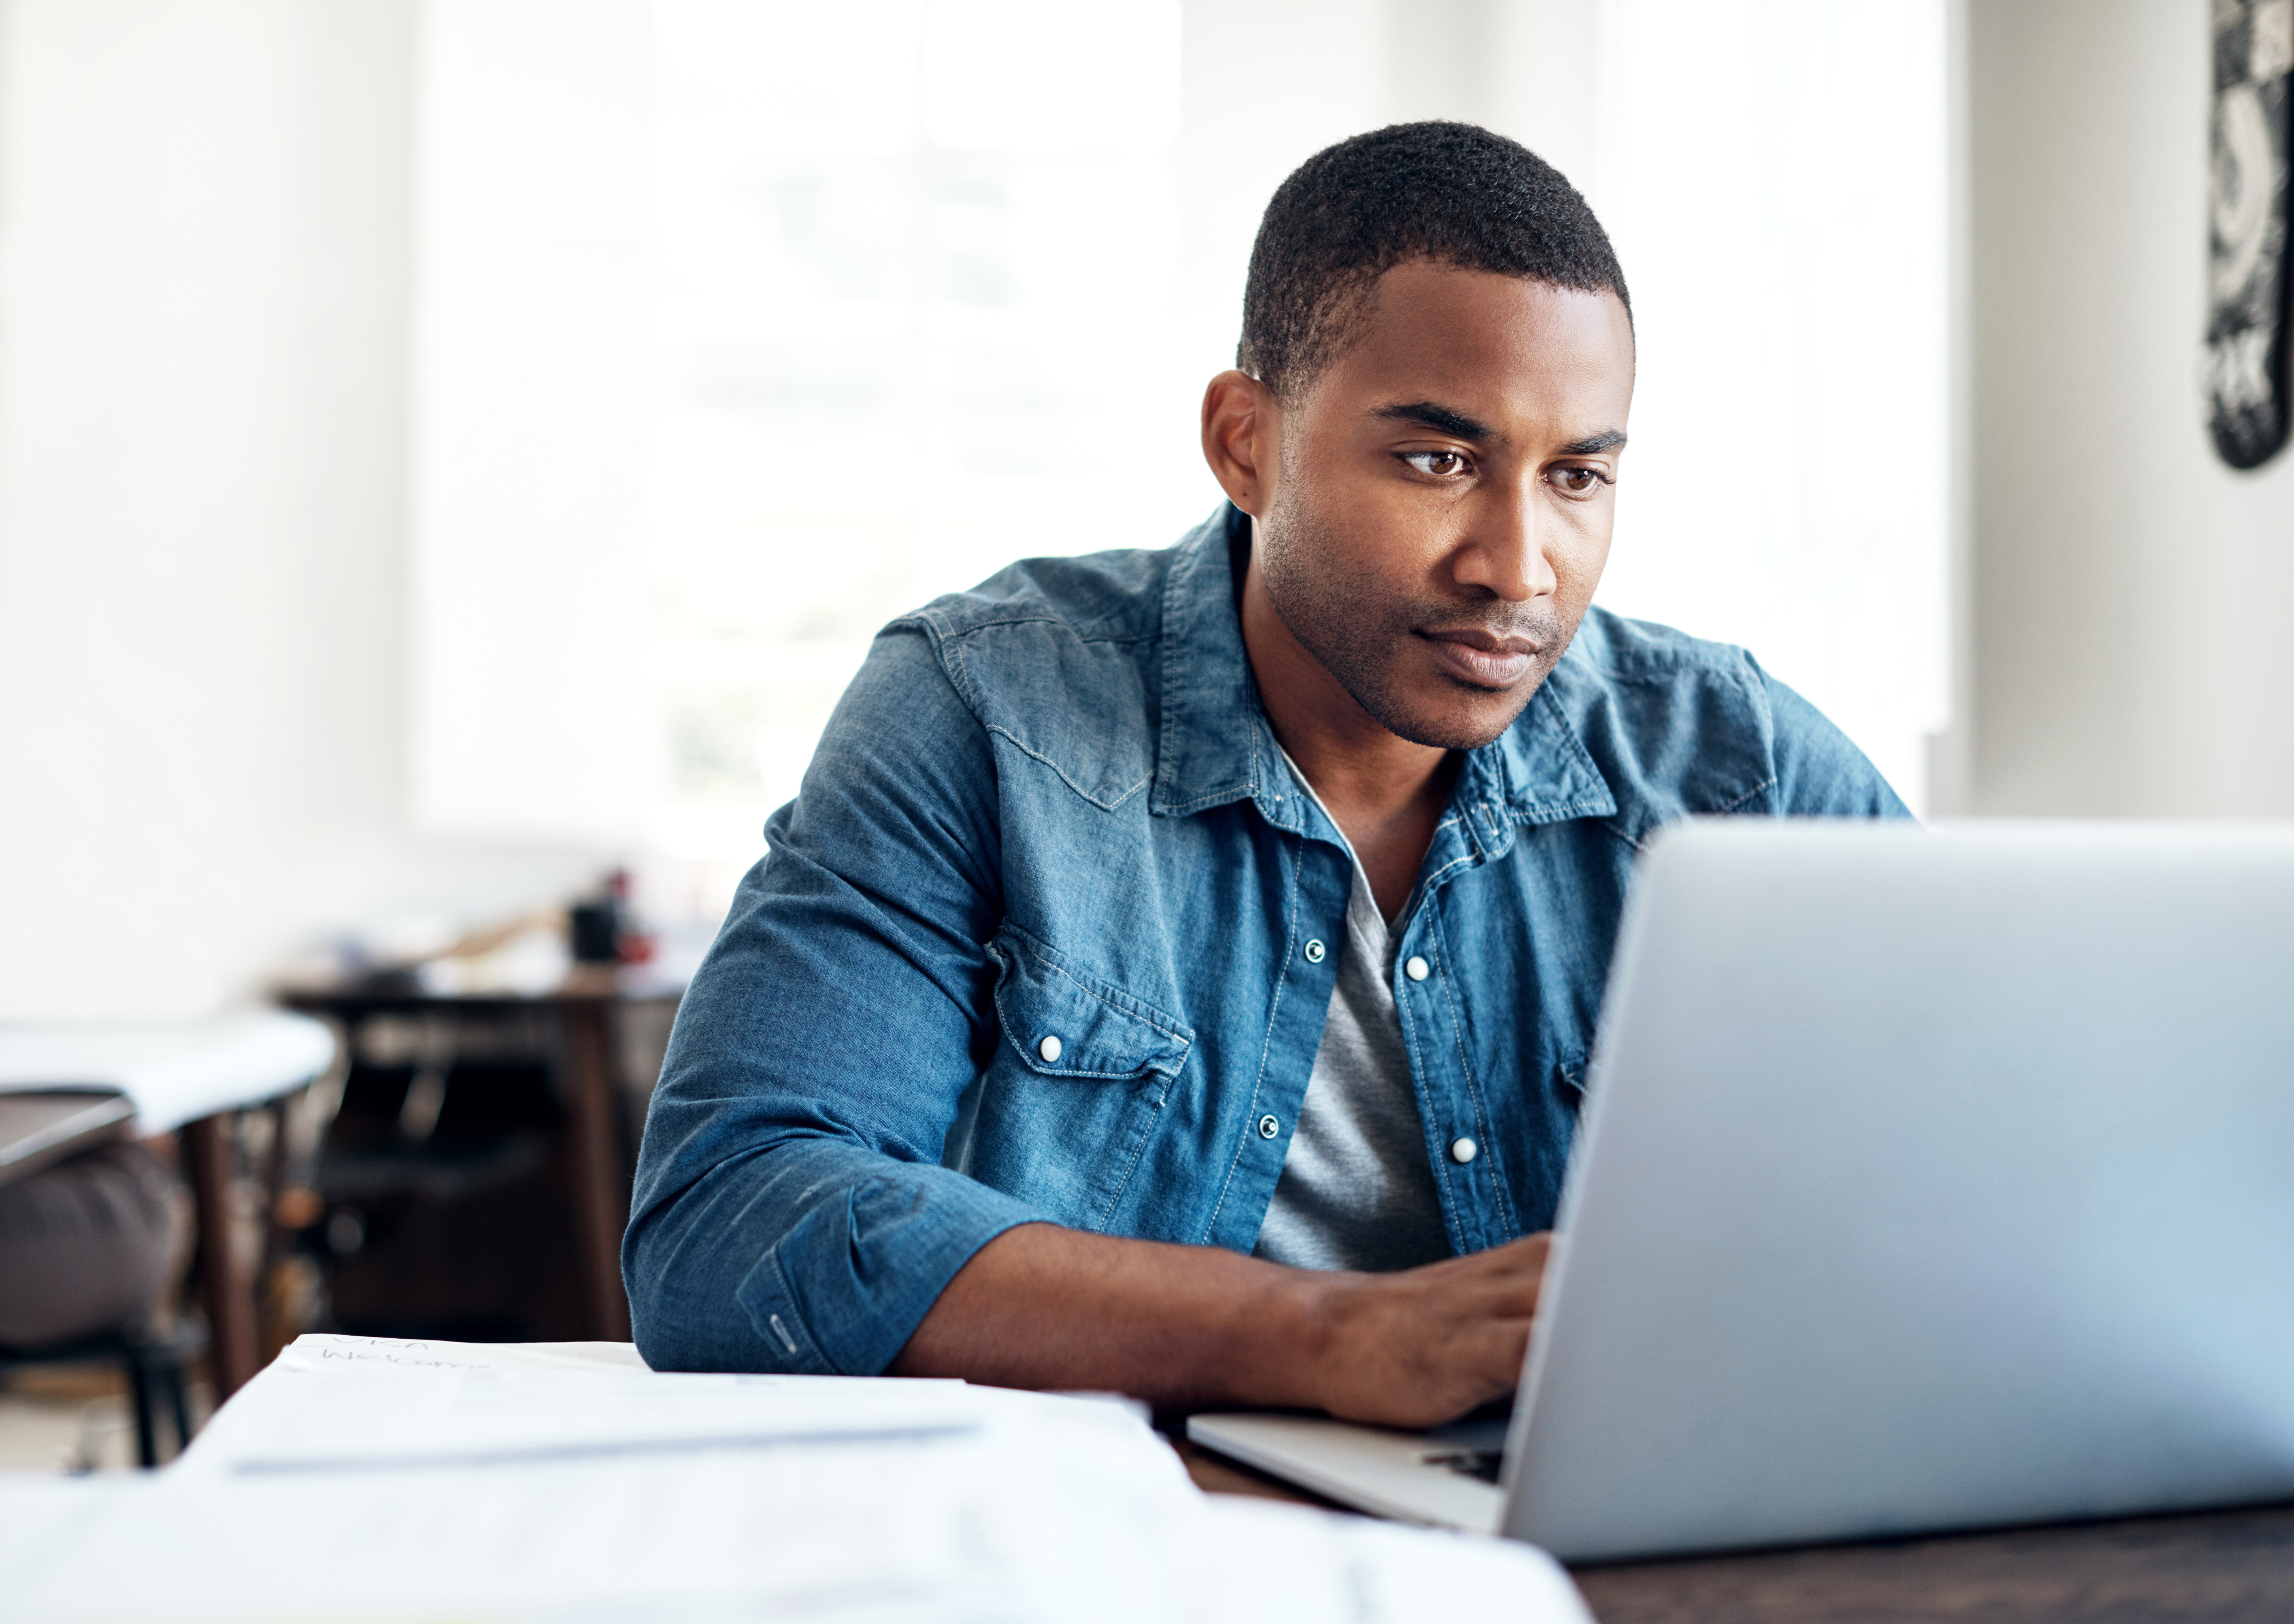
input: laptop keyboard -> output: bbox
[1421,1449,1502,1483]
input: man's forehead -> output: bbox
[1355,257,1625,323]
[1321,262,1636,422]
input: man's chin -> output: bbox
[1370,684,1540,753]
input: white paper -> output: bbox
[0,1477,136,1606]
[4,1334,1591,1624]
[191,1336,981,1474]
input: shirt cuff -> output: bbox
[731,1142,1047,1375]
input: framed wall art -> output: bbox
[2208,0,2294,469]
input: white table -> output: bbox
[0,1013,337,1394]
[0,1014,335,1133]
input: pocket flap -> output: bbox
[989,926,1193,1081]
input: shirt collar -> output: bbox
[1150,506,1267,817]
[1149,503,1617,833]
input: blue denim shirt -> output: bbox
[626,506,1909,1374]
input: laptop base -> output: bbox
[1186,1412,1505,1534]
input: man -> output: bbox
[625,123,1906,1427]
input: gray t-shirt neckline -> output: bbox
[1250,750,1452,1273]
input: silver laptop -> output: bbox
[1191,819,2294,1561]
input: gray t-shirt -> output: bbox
[1251,762,1453,1273]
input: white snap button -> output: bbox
[1038,1034,1063,1064]
[1257,1114,1280,1139]
[1405,955,1430,982]
[1304,939,1326,964]
[1450,1137,1478,1164]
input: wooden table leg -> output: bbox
[181,1113,259,1399]
[253,1098,296,1365]
[559,998,632,1341]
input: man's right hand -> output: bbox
[1304,1232,1551,1426]
[888,1222,1553,1429]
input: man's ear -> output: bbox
[1200,370,1278,518]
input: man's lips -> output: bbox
[1417,628,1541,687]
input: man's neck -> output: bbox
[1239,556,1456,922]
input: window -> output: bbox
[647,0,1209,865]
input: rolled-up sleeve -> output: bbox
[623,625,1045,1374]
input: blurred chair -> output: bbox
[0,1093,193,1466]
[0,1326,200,1470]
[0,1015,338,1415]
[278,977,675,1344]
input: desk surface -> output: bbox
[277,963,686,1014]
[0,1012,334,1132]
[1171,1438,2294,1623]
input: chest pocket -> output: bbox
[989,924,1193,1083]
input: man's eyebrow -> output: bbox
[1372,401,1496,440]
[1372,405,1628,458]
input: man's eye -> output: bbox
[1401,451,1469,477]
[1549,465,1610,496]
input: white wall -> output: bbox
[410,0,656,846]
[1968,0,2294,815]
[1590,3,1952,813]
[0,0,602,1019]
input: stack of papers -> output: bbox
[0,1335,1589,1623]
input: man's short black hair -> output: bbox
[1237,121,1630,402]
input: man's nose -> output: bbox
[1450,476,1557,602]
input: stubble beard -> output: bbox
[1257,489,1569,752]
